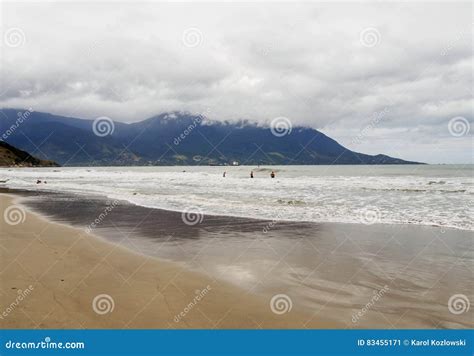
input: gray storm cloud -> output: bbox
[0,1,472,163]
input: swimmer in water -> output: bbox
[270,171,275,178]
[250,171,254,178]
[223,171,226,177]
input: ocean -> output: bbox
[1,164,472,230]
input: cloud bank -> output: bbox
[0,1,472,163]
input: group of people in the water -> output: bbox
[222,171,276,178]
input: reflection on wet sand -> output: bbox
[17,189,474,329]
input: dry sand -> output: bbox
[0,194,336,329]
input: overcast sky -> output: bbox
[1,1,472,163]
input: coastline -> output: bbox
[0,193,337,329]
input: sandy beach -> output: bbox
[1,187,473,329]
[0,193,337,329]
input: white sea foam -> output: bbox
[1,165,472,230]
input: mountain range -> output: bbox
[0,109,421,166]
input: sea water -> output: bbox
[1,164,472,230]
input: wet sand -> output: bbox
[2,189,473,329]
[0,192,336,329]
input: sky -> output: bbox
[0,1,472,164]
